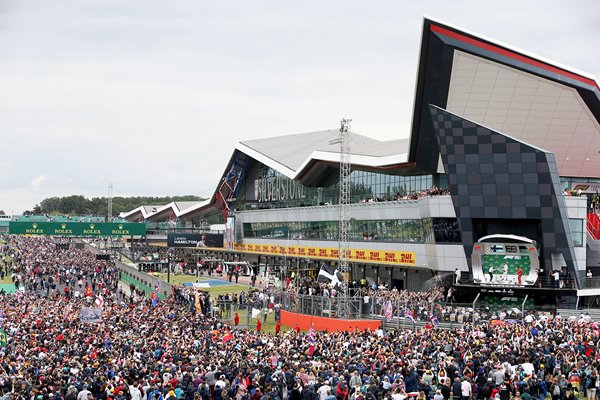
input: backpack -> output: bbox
[553,384,561,396]
[228,387,238,398]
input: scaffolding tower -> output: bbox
[337,119,352,276]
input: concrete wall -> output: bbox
[115,260,173,298]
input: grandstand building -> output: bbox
[121,17,600,302]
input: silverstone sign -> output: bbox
[254,172,305,203]
[9,222,146,237]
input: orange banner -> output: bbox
[280,310,381,332]
[233,243,416,266]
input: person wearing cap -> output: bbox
[559,375,569,390]
[166,390,177,400]
[422,370,434,386]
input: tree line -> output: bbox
[26,195,206,217]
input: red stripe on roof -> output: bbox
[430,24,599,91]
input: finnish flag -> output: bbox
[317,264,343,288]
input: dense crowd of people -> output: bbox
[360,187,451,203]
[3,236,600,400]
[6,236,119,297]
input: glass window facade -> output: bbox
[236,164,442,211]
[432,218,462,243]
[560,177,600,191]
[243,218,439,243]
[569,218,584,247]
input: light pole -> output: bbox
[167,248,171,284]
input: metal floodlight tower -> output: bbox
[334,119,352,277]
[107,183,113,222]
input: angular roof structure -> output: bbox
[120,202,204,222]
[237,130,409,180]
[123,16,599,224]
[410,16,600,177]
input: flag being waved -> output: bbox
[316,264,343,289]
[95,295,104,309]
[404,307,415,324]
[384,301,393,322]
[222,330,234,343]
[429,312,439,329]
[306,323,317,343]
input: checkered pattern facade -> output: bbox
[429,105,577,274]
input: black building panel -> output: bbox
[429,105,577,276]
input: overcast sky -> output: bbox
[1,0,599,214]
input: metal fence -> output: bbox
[457,271,577,290]
[272,291,558,327]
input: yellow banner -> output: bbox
[233,243,416,266]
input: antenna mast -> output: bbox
[108,183,113,222]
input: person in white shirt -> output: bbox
[553,270,561,289]
[521,363,534,377]
[461,377,472,400]
[77,388,92,400]
[130,385,142,400]
[215,375,227,389]
[317,382,332,400]
[502,264,508,281]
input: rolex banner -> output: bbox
[9,222,146,237]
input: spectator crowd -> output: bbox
[1,236,600,400]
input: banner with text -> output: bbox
[9,222,146,237]
[167,233,224,248]
[233,243,416,266]
[80,307,103,323]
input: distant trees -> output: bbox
[31,195,205,216]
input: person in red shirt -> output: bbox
[234,312,239,326]
[256,319,262,332]
[294,323,301,334]
[517,267,523,285]
[335,381,349,400]
[275,320,281,335]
